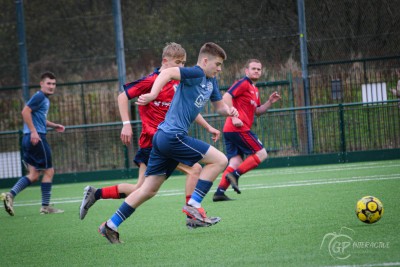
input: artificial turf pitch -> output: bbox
[1,159,399,267]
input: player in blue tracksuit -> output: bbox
[98,42,238,243]
[1,72,65,216]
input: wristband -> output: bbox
[122,121,130,125]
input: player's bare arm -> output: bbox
[222,92,233,107]
[213,100,239,117]
[222,92,243,127]
[118,92,133,146]
[194,114,221,142]
[136,67,181,106]
[46,121,65,133]
[21,106,40,145]
[255,91,281,116]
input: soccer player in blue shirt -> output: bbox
[79,43,221,229]
[98,42,238,243]
[1,72,65,215]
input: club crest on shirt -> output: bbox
[206,81,213,91]
[194,95,206,108]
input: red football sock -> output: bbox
[217,166,234,190]
[185,195,191,205]
[101,185,120,199]
[237,154,261,175]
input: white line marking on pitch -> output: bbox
[12,173,400,207]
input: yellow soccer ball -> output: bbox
[355,196,384,224]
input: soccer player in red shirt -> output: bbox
[79,43,220,229]
[213,59,281,201]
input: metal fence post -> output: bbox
[15,0,30,103]
[80,82,90,164]
[297,0,313,154]
[124,141,130,177]
[338,104,347,162]
[18,130,25,176]
[288,72,299,150]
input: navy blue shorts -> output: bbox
[223,131,264,160]
[145,130,210,178]
[133,147,152,167]
[22,133,53,170]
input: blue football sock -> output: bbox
[188,179,213,208]
[232,170,241,178]
[107,201,136,231]
[41,182,52,206]
[94,189,101,200]
[215,187,226,195]
[10,176,31,197]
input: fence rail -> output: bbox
[1,100,399,180]
[307,55,400,105]
[0,77,294,132]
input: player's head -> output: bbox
[245,59,262,82]
[161,42,186,69]
[41,71,56,81]
[197,42,227,78]
[40,71,57,95]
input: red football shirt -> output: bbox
[124,70,178,148]
[223,77,260,132]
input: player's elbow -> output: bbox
[118,91,128,103]
[21,106,30,117]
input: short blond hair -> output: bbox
[245,59,262,68]
[162,42,186,59]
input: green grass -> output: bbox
[1,160,400,267]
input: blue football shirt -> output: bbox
[158,65,222,134]
[23,91,50,134]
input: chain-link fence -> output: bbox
[1,101,399,180]
[0,0,300,87]
[2,1,399,84]
[308,56,400,105]
[0,77,294,132]
[0,79,121,131]
[306,0,400,63]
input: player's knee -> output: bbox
[27,173,40,183]
[41,168,55,182]
[191,163,202,177]
[143,187,159,200]
[218,154,229,170]
[256,149,268,162]
[140,183,160,200]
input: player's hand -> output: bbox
[120,124,133,146]
[232,117,243,128]
[30,131,41,146]
[54,124,65,133]
[228,106,239,117]
[269,91,281,103]
[207,126,221,142]
[136,93,155,106]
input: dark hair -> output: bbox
[199,42,227,60]
[40,71,56,81]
